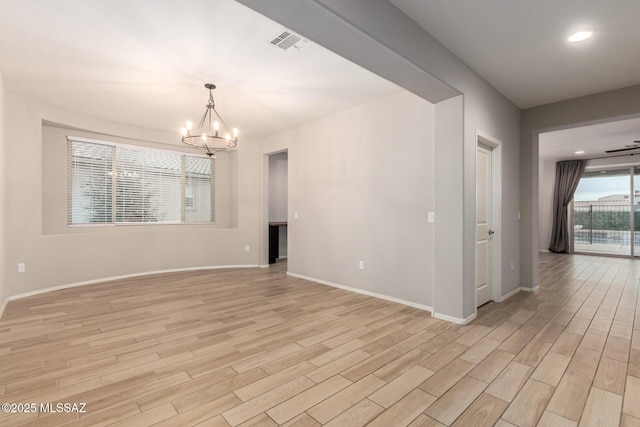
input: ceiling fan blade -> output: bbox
[605,146,640,153]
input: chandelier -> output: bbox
[181,83,238,157]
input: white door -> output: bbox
[476,144,493,306]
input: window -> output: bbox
[573,167,632,256]
[185,185,195,209]
[68,138,214,225]
[68,141,113,224]
[184,156,213,222]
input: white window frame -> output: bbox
[67,136,215,226]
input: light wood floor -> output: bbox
[0,253,639,426]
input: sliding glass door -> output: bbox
[573,167,632,256]
[634,167,640,257]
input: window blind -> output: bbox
[67,138,214,225]
[115,147,182,223]
[184,156,215,222]
[67,141,114,224]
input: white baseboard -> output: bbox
[0,297,8,319]
[495,285,539,303]
[8,265,260,301]
[433,311,477,325]
[496,286,522,302]
[539,249,550,253]
[286,272,433,314]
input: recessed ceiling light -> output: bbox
[575,150,585,154]
[568,31,593,42]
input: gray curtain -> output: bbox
[549,160,585,253]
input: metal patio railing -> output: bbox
[574,204,640,245]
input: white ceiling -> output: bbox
[1,0,639,147]
[390,0,640,109]
[0,0,400,139]
[540,116,640,161]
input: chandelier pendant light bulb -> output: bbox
[181,83,238,157]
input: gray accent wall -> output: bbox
[434,96,464,319]
[538,157,556,252]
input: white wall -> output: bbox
[4,92,262,297]
[0,72,6,314]
[262,90,435,308]
[240,0,521,321]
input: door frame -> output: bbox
[476,130,502,305]
[572,165,638,258]
[261,149,289,267]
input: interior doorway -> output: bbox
[476,131,502,307]
[539,116,640,262]
[268,151,288,264]
[476,143,493,306]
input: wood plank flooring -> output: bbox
[0,253,638,426]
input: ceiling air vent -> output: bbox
[269,30,308,51]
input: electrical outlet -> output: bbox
[517,211,521,221]
[510,261,514,271]
[18,263,25,273]
[294,212,299,220]
[359,260,365,270]
[428,212,435,223]
[244,245,250,252]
